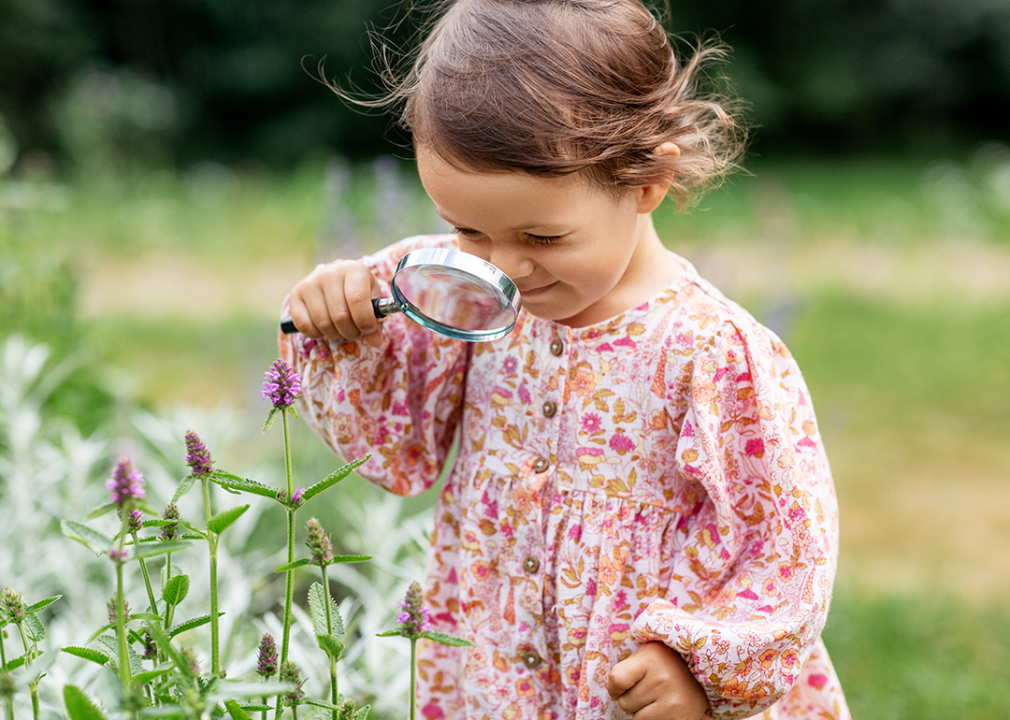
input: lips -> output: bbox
[518,281,557,297]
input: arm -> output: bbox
[625,323,839,719]
[279,235,470,497]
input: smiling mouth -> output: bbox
[518,282,556,297]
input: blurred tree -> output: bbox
[0,0,1008,170]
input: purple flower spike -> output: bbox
[305,518,334,566]
[107,595,131,625]
[398,581,432,639]
[107,457,145,508]
[108,548,128,563]
[184,429,214,477]
[142,631,157,659]
[291,487,305,507]
[120,509,143,534]
[161,504,180,540]
[279,661,304,706]
[261,359,302,409]
[1,588,25,623]
[256,633,278,677]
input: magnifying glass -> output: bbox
[280,248,522,342]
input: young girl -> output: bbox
[280,0,850,718]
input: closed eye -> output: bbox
[524,233,561,246]
[452,226,481,238]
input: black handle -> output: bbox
[279,298,386,335]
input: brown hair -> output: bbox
[343,0,745,206]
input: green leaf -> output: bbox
[209,472,279,500]
[133,499,159,516]
[3,653,29,671]
[316,634,343,660]
[142,519,174,528]
[207,505,249,535]
[421,630,475,648]
[302,699,342,712]
[140,706,187,719]
[302,457,369,501]
[168,613,223,639]
[61,647,110,667]
[210,681,294,702]
[224,700,251,720]
[354,705,371,720]
[375,628,403,638]
[162,575,190,606]
[262,407,279,433]
[93,635,142,675]
[133,665,175,685]
[24,612,46,642]
[64,685,110,720]
[144,624,193,680]
[330,554,371,564]
[237,706,271,713]
[274,558,311,573]
[61,520,113,554]
[172,474,198,504]
[26,595,61,614]
[307,583,344,641]
[87,624,114,644]
[133,540,191,560]
[127,613,163,624]
[85,503,116,521]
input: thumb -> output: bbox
[607,652,648,699]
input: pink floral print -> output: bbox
[281,235,850,720]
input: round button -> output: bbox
[549,339,563,356]
[523,556,540,574]
[533,456,550,473]
[521,650,542,670]
[541,400,557,418]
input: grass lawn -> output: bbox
[3,152,1010,717]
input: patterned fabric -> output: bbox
[280,235,850,720]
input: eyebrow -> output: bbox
[438,211,561,234]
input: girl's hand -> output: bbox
[608,642,711,720]
[287,260,384,346]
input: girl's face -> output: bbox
[416,146,677,327]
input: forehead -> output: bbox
[416,145,619,224]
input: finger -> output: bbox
[288,283,328,339]
[607,653,648,700]
[343,265,382,337]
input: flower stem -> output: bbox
[3,693,12,720]
[115,561,131,689]
[15,622,40,719]
[202,478,220,675]
[321,565,337,720]
[276,409,296,720]
[410,638,417,720]
[132,531,160,620]
[164,552,175,632]
[114,510,132,691]
[0,625,7,670]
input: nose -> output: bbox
[486,245,534,282]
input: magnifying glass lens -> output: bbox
[395,265,516,333]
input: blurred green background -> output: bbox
[2,0,1010,718]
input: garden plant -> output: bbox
[0,357,471,720]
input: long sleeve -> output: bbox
[279,235,470,497]
[630,321,840,719]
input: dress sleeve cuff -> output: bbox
[631,600,808,720]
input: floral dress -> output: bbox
[280,235,851,720]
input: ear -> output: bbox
[635,141,682,213]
